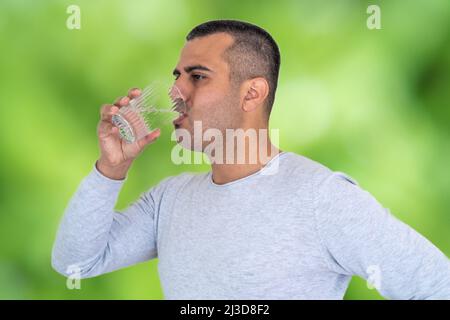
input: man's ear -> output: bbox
[241,77,269,112]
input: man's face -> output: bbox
[172,33,242,150]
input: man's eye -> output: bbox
[192,74,206,81]
[174,74,180,80]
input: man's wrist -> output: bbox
[95,159,133,180]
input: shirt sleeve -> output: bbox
[51,163,169,279]
[313,171,450,299]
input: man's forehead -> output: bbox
[177,33,234,70]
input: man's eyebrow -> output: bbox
[185,65,213,73]
[172,65,213,76]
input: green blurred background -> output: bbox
[0,0,449,299]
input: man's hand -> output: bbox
[96,88,161,180]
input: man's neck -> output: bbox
[209,136,281,185]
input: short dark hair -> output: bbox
[186,20,281,117]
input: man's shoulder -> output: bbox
[282,152,359,187]
[281,151,331,178]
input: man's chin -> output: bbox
[173,128,200,151]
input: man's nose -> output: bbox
[169,84,184,101]
[170,81,189,112]
[173,78,191,102]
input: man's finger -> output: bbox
[99,123,120,139]
[98,121,112,138]
[114,96,130,107]
[138,128,161,148]
[100,104,119,121]
[128,87,141,100]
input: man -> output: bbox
[52,20,450,299]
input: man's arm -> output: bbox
[51,163,161,279]
[52,87,162,279]
[314,171,450,299]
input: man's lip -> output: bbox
[173,113,187,125]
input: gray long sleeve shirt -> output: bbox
[52,151,450,299]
